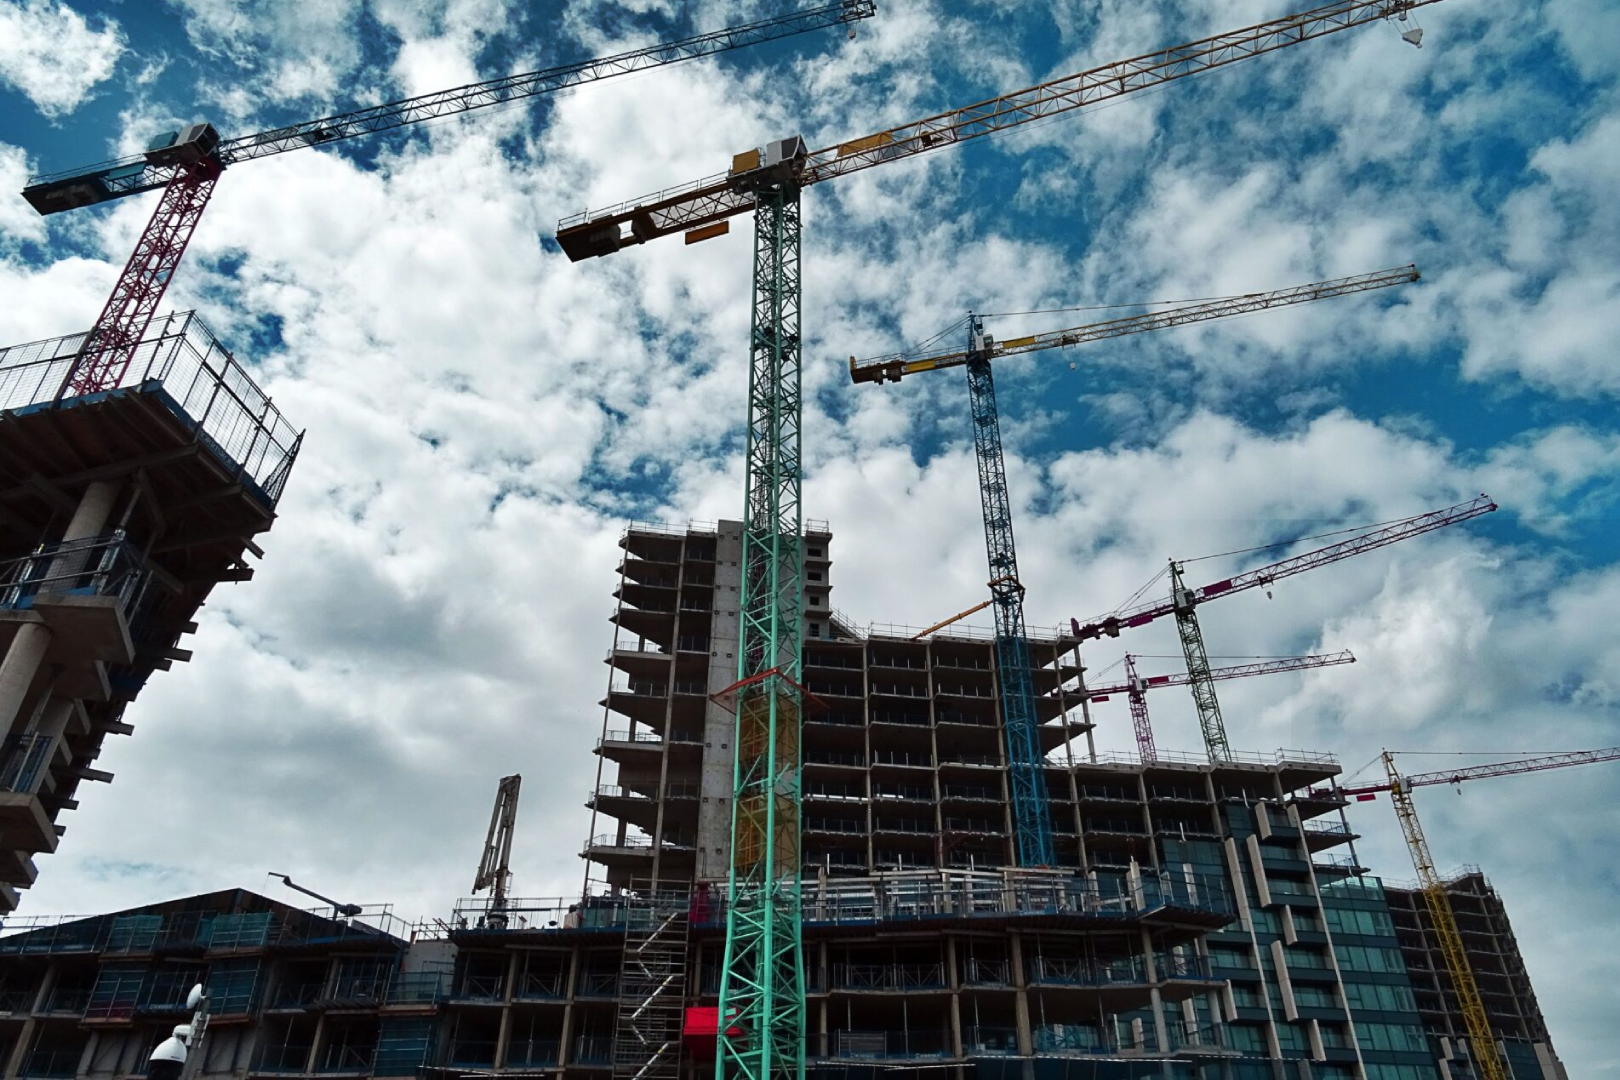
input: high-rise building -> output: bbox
[569,520,1450,1078]
[0,313,300,912]
[1384,872,1567,1080]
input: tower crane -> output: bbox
[851,266,1417,862]
[472,774,522,928]
[18,1,877,397]
[1081,650,1355,760]
[1071,494,1497,760]
[1319,746,1620,1080]
[555,5,1444,1079]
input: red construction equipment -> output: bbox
[1070,495,1497,761]
[18,2,876,397]
[1082,651,1355,760]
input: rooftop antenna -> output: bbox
[268,873,362,918]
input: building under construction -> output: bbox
[556,520,1565,1080]
[0,519,1569,1080]
[0,314,299,914]
[1385,873,1565,1080]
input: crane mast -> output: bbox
[855,266,1414,767]
[966,316,1053,867]
[20,0,876,397]
[557,7,1446,1080]
[1382,753,1507,1080]
[1122,654,1157,762]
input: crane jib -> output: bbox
[20,0,878,216]
[556,0,1449,260]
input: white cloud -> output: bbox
[0,0,124,118]
[2,1,1618,1073]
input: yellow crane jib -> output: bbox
[848,265,1421,385]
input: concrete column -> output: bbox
[0,623,52,737]
[1140,928,1171,1065]
[1009,932,1033,1057]
[61,483,122,545]
[3,1017,34,1079]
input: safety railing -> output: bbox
[804,818,865,835]
[832,963,945,991]
[451,974,504,1002]
[255,1045,314,1073]
[575,970,618,998]
[936,708,995,726]
[825,1030,954,1060]
[941,785,1000,802]
[598,728,662,746]
[21,1049,85,1078]
[0,533,154,617]
[515,970,566,999]
[1032,1024,1107,1054]
[385,971,446,1005]
[962,958,1009,985]
[444,1040,496,1068]
[869,709,928,726]
[316,1044,374,1074]
[0,312,301,507]
[507,1039,561,1067]
[963,1027,1019,1055]
[871,818,932,834]
[1086,747,1339,768]
[807,711,864,727]
[572,1036,612,1064]
[872,784,931,801]
[0,987,35,1013]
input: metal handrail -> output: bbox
[0,532,153,615]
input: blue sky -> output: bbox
[1,0,1617,1073]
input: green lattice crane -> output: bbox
[556,5,1445,1078]
[1073,495,1497,758]
[852,266,1418,830]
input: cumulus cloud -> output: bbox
[1,1,1617,1073]
[0,0,125,118]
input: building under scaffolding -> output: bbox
[0,314,300,912]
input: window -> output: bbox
[1293,985,1338,1009]
[808,624,821,638]
[1342,982,1417,1014]
[1226,1025,1267,1053]
[808,570,823,581]
[1355,1022,1429,1054]
[1324,907,1395,937]
[808,547,824,557]
[1333,944,1406,973]
[1273,1023,1306,1052]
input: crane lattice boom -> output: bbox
[557,0,1442,260]
[23,1,877,214]
[1083,650,1355,700]
[1334,745,1620,798]
[850,266,1419,384]
[1073,495,1497,642]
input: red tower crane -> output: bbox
[17,1,876,398]
[1070,495,1498,761]
[1082,650,1356,760]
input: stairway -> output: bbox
[611,893,690,1080]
